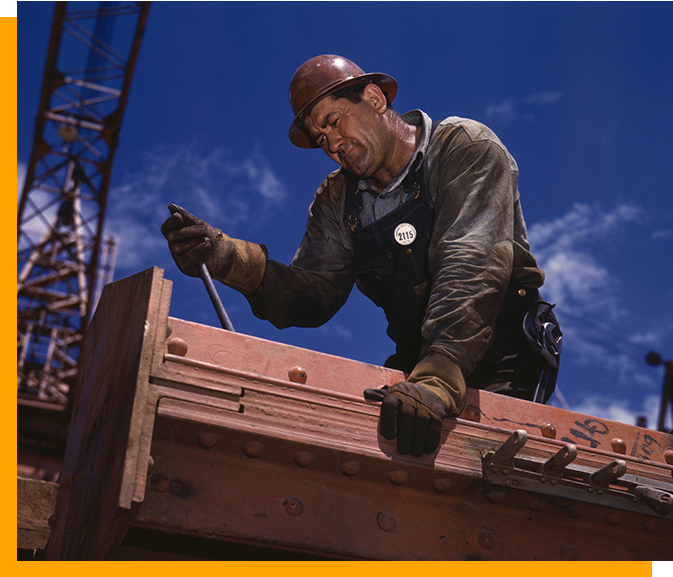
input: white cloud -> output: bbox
[525,91,564,105]
[529,203,644,251]
[528,203,644,316]
[528,202,673,427]
[16,147,286,276]
[317,323,353,340]
[651,229,673,240]
[541,250,612,312]
[486,90,563,124]
[106,143,288,272]
[486,100,518,124]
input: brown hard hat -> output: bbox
[288,54,398,148]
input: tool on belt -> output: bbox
[523,300,563,403]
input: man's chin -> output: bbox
[339,160,368,178]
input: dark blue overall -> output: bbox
[343,130,559,401]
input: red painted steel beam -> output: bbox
[46,268,673,560]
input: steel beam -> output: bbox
[46,268,673,560]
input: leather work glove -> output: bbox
[161,204,267,295]
[377,354,467,457]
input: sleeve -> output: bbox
[421,129,516,376]
[246,174,356,329]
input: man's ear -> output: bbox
[363,83,388,114]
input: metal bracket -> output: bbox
[483,430,673,518]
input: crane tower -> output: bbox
[17,1,150,410]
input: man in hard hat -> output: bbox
[162,55,561,458]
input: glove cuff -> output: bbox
[407,353,467,417]
[212,233,268,295]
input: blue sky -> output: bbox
[18,2,673,430]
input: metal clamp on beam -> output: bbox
[588,459,627,488]
[537,444,577,477]
[632,486,673,514]
[489,429,528,468]
[482,434,673,519]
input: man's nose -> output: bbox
[326,131,343,154]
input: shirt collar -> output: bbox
[357,109,432,195]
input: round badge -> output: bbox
[394,223,417,246]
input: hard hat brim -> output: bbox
[288,72,398,149]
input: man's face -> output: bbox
[302,85,390,180]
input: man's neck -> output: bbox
[370,118,421,191]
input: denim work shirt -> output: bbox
[247,110,545,377]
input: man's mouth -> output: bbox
[339,144,356,163]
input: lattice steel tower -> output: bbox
[17,1,150,407]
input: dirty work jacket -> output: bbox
[247,110,545,380]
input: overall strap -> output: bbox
[343,120,442,232]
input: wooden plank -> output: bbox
[45,267,171,560]
[17,478,58,551]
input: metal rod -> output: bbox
[198,261,235,332]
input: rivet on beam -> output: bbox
[463,405,481,422]
[664,449,673,466]
[559,545,578,561]
[432,478,452,493]
[377,512,396,532]
[166,337,188,356]
[293,451,315,468]
[242,441,265,458]
[611,438,627,454]
[196,432,219,449]
[484,487,507,503]
[527,497,547,511]
[540,423,556,439]
[283,497,304,517]
[340,461,361,476]
[477,529,495,551]
[151,472,171,493]
[288,366,307,384]
[605,512,623,526]
[388,470,409,485]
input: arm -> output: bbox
[422,131,517,377]
[161,171,354,329]
[247,172,356,328]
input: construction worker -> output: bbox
[162,55,561,458]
